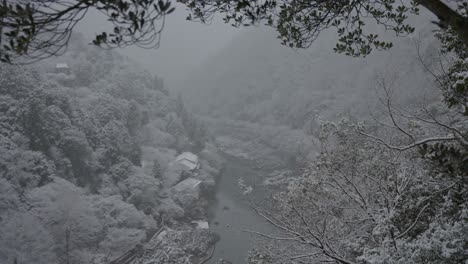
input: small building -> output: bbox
[175,152,200,171]
[173,178,202,192]
[55,63,70,74]
[190,220,209,229]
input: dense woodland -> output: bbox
[0,34,220,264]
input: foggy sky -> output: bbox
[75,2,436,93]
[77,2,244,90]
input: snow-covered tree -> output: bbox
[0,212,59,264]
[152,159,162,179]
[248,27,468,263]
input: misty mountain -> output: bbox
[181,16,440,132]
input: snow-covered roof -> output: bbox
[55,63,69,69]
[175,152,200,170]
[174,178,202,191]
[176,152,198,163]
[178,159,198,170]
[191,220,209,229]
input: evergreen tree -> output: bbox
[152,160,162,179]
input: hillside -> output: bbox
[181,15,440,132]
[0,35,222,264]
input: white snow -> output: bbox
[55,63,69,69]
[174,178,202,191]
[191,220,210,229]
[175,152,200,170]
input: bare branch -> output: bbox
[395,203,430,239]
[357,130,458,151]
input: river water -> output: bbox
[207,157,274,264]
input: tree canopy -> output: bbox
[1,0,467,63]
[183,0,468,56]
[0,0,174,63]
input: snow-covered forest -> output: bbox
[0,1,467,264]
[0,34,224,264]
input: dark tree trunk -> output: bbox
[417,0,468,45]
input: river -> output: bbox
[207,156,274,264]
